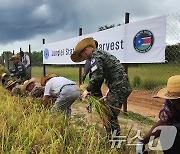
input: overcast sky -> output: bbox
[0,0,179,54]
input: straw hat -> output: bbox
[71,37,96,62]
[5,80,17,89]
[21,78,36,93]
[9,55,20,61]
[41,73,58,86]
[154,75,180,99]
[1,73,8,80]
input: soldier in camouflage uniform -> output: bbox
[5,79,23,96]
[9,55,29,84]
[71,37,132,139]
[21,78,44,98]
[82,40,103,112]
[11,84,24,96]
[1,73,11,86]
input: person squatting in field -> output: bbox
[71,37,132,140]
[21,78,45,98]
[136,75,180,154]
[41,73,80,115]
[21,78,56,104]
[9,55,29,84]
[1,73,11,86]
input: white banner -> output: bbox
[43,16,166,64]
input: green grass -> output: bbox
[120,111,155,126]
[32,63,180,90]
[32,66,80,82]
[128,63,180,90]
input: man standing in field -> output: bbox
[20,51,31,79]
[41,73,80,115]
[71,37,132,140]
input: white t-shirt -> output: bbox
[44,77,76,96]
[22,55,30,68]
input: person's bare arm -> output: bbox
[141,120,167,144]
[43,95,49,107]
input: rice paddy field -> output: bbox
[0,64,177,153]
[0,84,161,154]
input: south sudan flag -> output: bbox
[135,36,152,50]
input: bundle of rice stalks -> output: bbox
[87,96,112,128]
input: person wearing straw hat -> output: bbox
[9,55,29,84]
[1,73,11,86]
[5,79,23,96]
[82,40,103,113]
[5,80,18,90]
[71,37,132,140]
[41,73,80,115]
[21,78,44,98]
[136,75,180,154]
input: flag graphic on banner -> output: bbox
[135,36,152,50]
[133,30,154,53]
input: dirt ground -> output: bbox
[100,86,164,121]
[34,76,164,121]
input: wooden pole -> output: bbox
[123,12,130,114]
[20,47,22,61]
[13,50,14,55]
[79,28,83,86]
[29,44,32,78]
[7,52,9,70]
[2,52,4,66]
[43,39,46,76]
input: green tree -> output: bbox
[165,43,180,63]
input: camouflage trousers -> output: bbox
[101,86,132,140]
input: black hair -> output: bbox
[20,51,24,57]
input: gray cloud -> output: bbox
[0,0,179,51]
[0,0,78,44]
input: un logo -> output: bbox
[44,48,49,59]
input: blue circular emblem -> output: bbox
[133,30,154,53]
[44,48,49,59]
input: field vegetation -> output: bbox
[31,63,180,90]
[0,64,174,153]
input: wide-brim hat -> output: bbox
[21,78,36,93]
[1,73,8,80]
[154,75,180,99]
[5,80,17,89]
[41,73,58,86]
[9,55,20,61]
[71,37,96,62]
